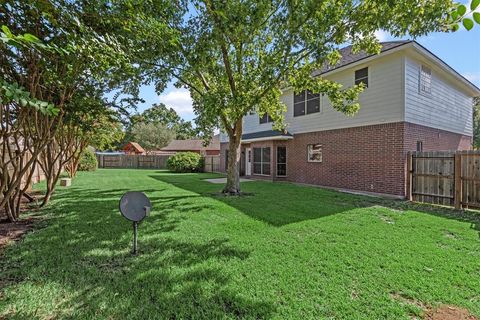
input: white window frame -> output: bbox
[307,144,323,163]
[419,65,432,95]
[253,147,271,175]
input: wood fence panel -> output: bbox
[97,154,221,171]
[203,155,220,173]
[409,150,480,209]
[97,154,171,170]
[411,151,455,207]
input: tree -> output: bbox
[119,0,470,194]
[473,97,480,149]
[128,103,196,140]
[0,28,59,221]
[130,122,175,152]
[1,0,133,210]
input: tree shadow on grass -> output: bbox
[0,185,275,319]
[148,172,480,236]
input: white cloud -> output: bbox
[374,30,392,42]
[158,88,194,119]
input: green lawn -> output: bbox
[1,169,479,319]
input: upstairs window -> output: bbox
[420,65,432,94]
[259,113,273,124]
[354,67,369,87]
[294,90,320,117]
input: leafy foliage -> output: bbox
[130,122,175,152]
[446,1,480,31]
[0,80,58,116]
[473,97,480,149]
[167,152,204,173]
[78,149,98,172]
[127,103,196,141]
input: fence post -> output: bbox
[454,153,462,210]
[406,152,413,201]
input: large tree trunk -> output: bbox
[223,135,242,194]
[222,119,243,195]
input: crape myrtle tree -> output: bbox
[118,0,474,195]
[1,0,133,209]
[0,29,59,222]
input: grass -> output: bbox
[0,169,479,319]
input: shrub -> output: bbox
[167,152,204,173]
[78,149,98,172]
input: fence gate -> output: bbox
[408,150,480,209]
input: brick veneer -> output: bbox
[220,122,472,197]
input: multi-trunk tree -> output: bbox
[0,0,132,218]
[118,0,472,194]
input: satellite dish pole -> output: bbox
[132,221,138,255]
[119,192,152,255]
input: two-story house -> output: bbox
[219,40,480,197]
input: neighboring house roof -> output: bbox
[161,136,220,152]
[242,130,293,143]
[123,142,145,153]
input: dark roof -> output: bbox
[312,41,412,76]
[161,136,220,151]
[242,130,293,141]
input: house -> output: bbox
[122,142,145,155]
[159,136,220,156]
[219,40,480,198]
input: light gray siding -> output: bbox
[243,53,406,134]
[404,56,473,136]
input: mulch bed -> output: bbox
[0,217,37,251]
[0,191,44,252]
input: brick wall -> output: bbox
[403,122,472,152]
[220,122,472,197]
[285,123,406,195]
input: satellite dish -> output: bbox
[119,191,152,255]
[119,191,151,222]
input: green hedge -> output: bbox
[78,149,98,172]
[167,152,204,173]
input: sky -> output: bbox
[132,12,480,123]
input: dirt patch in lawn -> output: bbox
[390,293,478,320]
[423,305,478,320]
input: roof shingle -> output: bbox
[313,41,412,76]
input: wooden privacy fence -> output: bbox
[96,154,221,172]
[407,150,480,209]
[5,151,47,191]
[97,154,171,169]
[203,155,221,173]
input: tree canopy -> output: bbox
[112,0,471,193]
[127,103,196,140]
